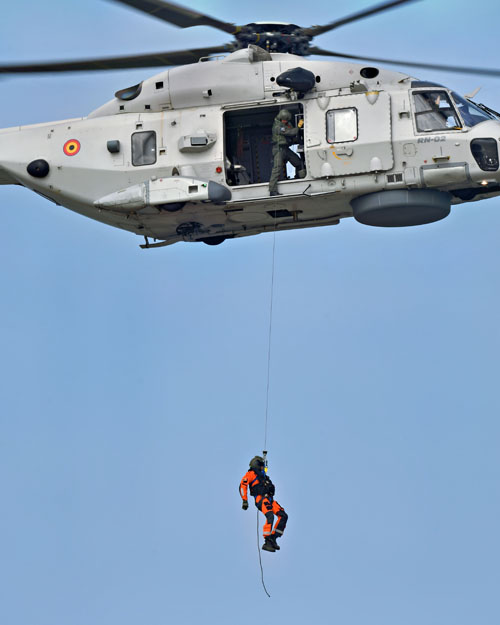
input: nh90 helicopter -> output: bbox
[2,0,500,248]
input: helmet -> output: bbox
[249,456,265,471]
[277,109,292,122]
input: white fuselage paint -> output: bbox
[1,50,499,246]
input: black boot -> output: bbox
[262,538,276,552]
[268,535,280,550]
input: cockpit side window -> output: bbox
[413,90,461,132]
[451,92,494,127]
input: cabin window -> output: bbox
[326,108,358,143]
[131,131,157,166]
[413,90,461,132]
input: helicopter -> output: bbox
[2,0,500,248]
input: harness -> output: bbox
[272,119,293,149]
[249,471,275,498]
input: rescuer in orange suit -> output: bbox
[239,456,288,552]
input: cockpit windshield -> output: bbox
[451,92,495,127]
[413,90,461,132]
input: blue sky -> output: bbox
[1,1,500,624]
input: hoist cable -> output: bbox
[264,227,277,450]
[256,228,277,599]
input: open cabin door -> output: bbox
[224,103,305,188]
[304,91,393,178]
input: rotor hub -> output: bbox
[234,23,311,56]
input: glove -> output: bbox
[242,500,249,510]
[298,119,304,128]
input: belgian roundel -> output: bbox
[63,139,81,156]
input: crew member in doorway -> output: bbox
[269,109,306,196]
[239,456,288,552]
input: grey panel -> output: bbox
[421,163,470,187]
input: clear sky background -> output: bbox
[1,1,500,624]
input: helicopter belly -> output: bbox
[133,190,351,246]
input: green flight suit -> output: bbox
[268,116,305,195]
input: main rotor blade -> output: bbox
[0,45,231,74]
[309,46,500,78]
[108,0,236,34]
[305,0,420,37]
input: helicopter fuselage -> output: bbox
[1,49,499,247]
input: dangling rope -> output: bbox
[257,508,271,598]
[256,228,277,598]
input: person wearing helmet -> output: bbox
[268,108,306,197]
[239,455,288,552]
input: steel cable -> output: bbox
[256,226,277,598]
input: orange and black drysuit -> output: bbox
[239,468,288,539]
